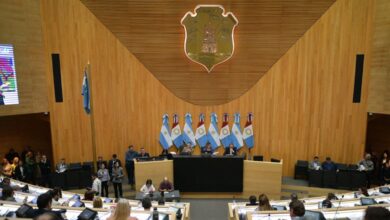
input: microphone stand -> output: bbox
[333,195,344,220]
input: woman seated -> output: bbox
[321,193,337,208]
[256,194,272,211]
[0,186,16,202]
[93,197,103,208]
[140,179,155,194]
[107,199,138,220]
[201,143,214,155]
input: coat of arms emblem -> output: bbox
[181,5,238,72]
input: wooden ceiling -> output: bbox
[81,0,335,105]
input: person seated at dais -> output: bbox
[224,144,237,156]
[180,144,193,155]
[55,158,68,173]
[201,143,214,155]
[158,177,173,192]
[138,148,150,158]
[322,157,337,171]
[358,154,374,171]
[140,179,155,194]
[308,156,321,170]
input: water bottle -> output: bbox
[152,207,159,220]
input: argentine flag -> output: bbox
[183,113,196,147]
[243,113,254,148]
[231,113,244,148]
[195,113,208,148]
[220,113,232,147]
[81,70,90,114]
[208,113,221,149]
[159,114,173,149]
[171,114,183,148]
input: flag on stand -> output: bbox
[195,113,208,148]
[81,69,90,114]
[208,113,221,149]
[220,113,232,147]
[231,113,244,149]
[183,113,196,147]
[243,113,254,148]
[171,114,183,148]
[159,114,173,149]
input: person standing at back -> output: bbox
[98,163,110,197]
[112,161,124,198]
[108,154,121,180]
[125,145,138,189]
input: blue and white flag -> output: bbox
[81,69,90,114]
[243,113,254,148]
[195,113,208,148]
[208,113,221,149]
[220,113,232,147]
[159,114,173,149]
[171,114,183,148]
[183,113,196,147]
[231,113,244,148]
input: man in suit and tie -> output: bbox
[138,148,150,158]
[224,144,237,156]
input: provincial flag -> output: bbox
[220,113,232,147]
[81,69,90,114]
[183,113,196,147]
[243,113,254,148]
[208,113,221,149]
[159,114,173,149]
[195,113,208,148]
[231,113,244,148]
[171,114,183,148]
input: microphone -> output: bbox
[333,195,344,220]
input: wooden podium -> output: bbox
[134,158,282,199]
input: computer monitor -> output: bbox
[72,200,85,207]
[360,198,377,206]
[272,205,287,210]
[78,208,97,220]
[15,204,33,218]
[379,187,390,194]
[304,210,326,220]
[253,156,263,161]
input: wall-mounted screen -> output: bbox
[0,44,19,105]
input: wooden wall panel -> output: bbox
[0,0,48,116]
[41,0,375,176]
[0,113,53,162]
[367,0,390,114]
[81,0,335,105]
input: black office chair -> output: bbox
[308,170,323,187]
[69,162,82,170]
[253,155,263,161]
[336,163,349,171]
[82,161,94,171]
[336,170,352,189]
[270,158,280,163]
[294,160,308,179]
[323,170,337,188]
[350,170,367,190]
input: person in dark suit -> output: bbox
[138,148,150,158]
[201,143,214,155]
[28,193,64,220]
[97,156,108,169]
[14,160,27,182]
[108,154,121,180]
[322,157,337,171]
[224,144,237,156]
[39,154,51,187]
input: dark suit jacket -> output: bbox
[224,147,237,156]
[138,153,150,158]
[14,165,27,181]
[29,209,64,220]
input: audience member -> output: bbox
[14,159,27,181]
[379,151,390,183]
[246,195,257,206]
[93,197,103,208]
[91,173,102,196]
[158,177,173,192]
[21,146,33,163]
[0,185,16,202]
[106,199,138,220]
[49,188,62,206]
[142,197,152,211]
[224,144,237,156]
[34,152,43,184]
[11,157,19,172]
[30,193,64,220]
[308,156,321,170]
[138,148,150,158]
[34,212,61,220]
[108,154,121,180]
[140,179,155,194]
[1,158,12,177]
[97,156,107,169]
[364,206,390,220]
[39,155,51,187]
[55,158,67,173]
[97,163,110,197]
[290,193,299,202]
[125,145,138,187]
[112,161,124,198]
[5,148,19,165]
[257,194,272,211]
[289,200,305,219]
[201,143,214,155]
[322,157,337,171]
[84,190,95,201]
[358,154,374,171]
[25,151,36,183]
[358,187,370,197]
[321,193,337,208]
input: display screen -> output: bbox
[0,44,19,105]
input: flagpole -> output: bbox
[87,62,98,173]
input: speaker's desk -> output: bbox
[134,158,282,199]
